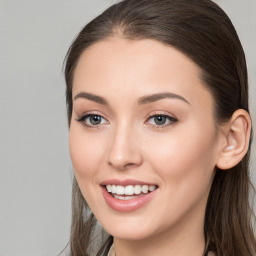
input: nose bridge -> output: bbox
[107,119,142,170]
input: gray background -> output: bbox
[0,0,255,255]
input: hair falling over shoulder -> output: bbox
[64,0,256,255]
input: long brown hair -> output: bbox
[64,0,255,255]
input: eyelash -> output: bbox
[146,114,178,128]
[75,113,178,128]
[76,113,108,128]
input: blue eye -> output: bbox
[147,115,177,126]
[87,115,102,125]
[76,114,107,127]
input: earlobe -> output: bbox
[216,109,251,170]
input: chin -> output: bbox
[99,214,161,241]
[108,227,154,241]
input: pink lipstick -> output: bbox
[101,179,158,212]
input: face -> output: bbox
[69,38,221,241]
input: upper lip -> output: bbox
[100,179,157,186]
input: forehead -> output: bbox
[74,37,201,83]
[73,37,214,110]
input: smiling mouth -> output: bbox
[105,184,158,200]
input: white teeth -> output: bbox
[111,185,117,194]
[149,185,156,192]
[116,185,125,195]
[114,195,137,200]
[124,185,134,195]
[142,185,148,193]
[106,185,112,193]
[106,184,157,196]
[134,185,142,195]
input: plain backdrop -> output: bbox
[0,0,255,255]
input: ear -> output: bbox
[216,109,251,170]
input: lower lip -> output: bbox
[101,186,158,212]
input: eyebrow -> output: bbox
[73,92,108,105]
[138,92,190,105]
[73,91,190,105]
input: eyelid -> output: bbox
[145,111,177,120]
[75,111,109,127]
[75,110,177,128]
[145,111,178,127]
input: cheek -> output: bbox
[69,124,106,182]
[68,123,109,210]
[145,122,218,187]
[143,124,218,226]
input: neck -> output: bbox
[114,234,205,256]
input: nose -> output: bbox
[107,123,143,171]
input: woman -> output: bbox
[64,0,255,255]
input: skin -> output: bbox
[69,37,232,256]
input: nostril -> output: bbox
[107,160,140,171]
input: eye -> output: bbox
[76,114,108,127]
[147,115,177,127]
